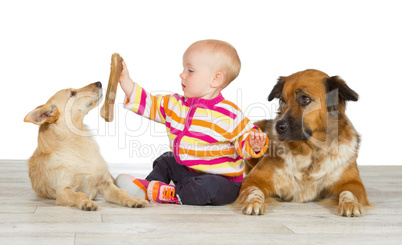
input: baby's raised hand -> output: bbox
[249,131,267,153]
[118,60,135,98]
[119,60,130,84]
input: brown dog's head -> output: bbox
[268,69,358,142]
[24,82,103,128]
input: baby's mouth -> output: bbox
[182,84,186,90]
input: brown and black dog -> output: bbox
[238,69,369,217]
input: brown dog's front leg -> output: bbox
[238,157,279,215]
[100,53,123,122]
[56,188,98,211]
[332,165,369,217]
[336,182,369,217]
[238,183,267,215]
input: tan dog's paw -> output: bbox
[240,187,266,215]
[338,191,364,217]
[79,200,98,211]
[123,197,148,208]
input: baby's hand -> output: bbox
[249,131,267,152]
[119,60,130,84]
[119,60,135,98]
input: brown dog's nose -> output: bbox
[95,81,102,88]
[276,120,289,134]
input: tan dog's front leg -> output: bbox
[100,181,148,208]
[56,188,98,211]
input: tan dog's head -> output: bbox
[24,82,103,128]
[268,69,358,142]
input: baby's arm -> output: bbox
[119,60,135,98]
[249,131,267,153]
[119,60,169,124]
[232,121,268,159]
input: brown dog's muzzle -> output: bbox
[275,116,312,142]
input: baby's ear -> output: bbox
[24,104,59,125]
[211,72,225,88]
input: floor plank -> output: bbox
[1,161,402,244]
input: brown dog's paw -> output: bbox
[79,200,98,211]
[242,200,266,215]
[240,187,266,215]
[338,191,364,217]
[123,197,148,208]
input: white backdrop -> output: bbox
[1,0,401,165]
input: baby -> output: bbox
[116,39,268,205]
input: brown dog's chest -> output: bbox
[273,150,348,202]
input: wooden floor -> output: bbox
[0,161,401,245]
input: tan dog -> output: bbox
[24,82,147,211]
[238,69,369,217]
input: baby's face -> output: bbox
[180,45,220,99]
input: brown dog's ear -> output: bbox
[325,76,359,102]
[24,104,59,125]
[325,76,359,113]
[268,76,286,101]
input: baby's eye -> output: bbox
[188,69,194,73]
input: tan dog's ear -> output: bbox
[24,104,59,125]
[268,76,286,101]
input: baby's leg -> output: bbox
[177,174,241,205]
[145,151,241,205]
[116,174,149,201]
[145,151,176,184]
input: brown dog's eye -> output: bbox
[70,91,77,97]
[300,95,311,106]
[279,98,286,109]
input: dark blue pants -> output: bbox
[146,152,241,205]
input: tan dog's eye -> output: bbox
[70,91,77,97]
[300,95,311,106]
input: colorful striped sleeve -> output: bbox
[123,82,169,124]
[227,111,268,160]
[234,126,268,160]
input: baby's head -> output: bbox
[180,40,241,99]
[188,40,241,86]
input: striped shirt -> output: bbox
[123,83,268,182]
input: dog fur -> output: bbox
[24,82,148,211]
[238,69,369,217]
